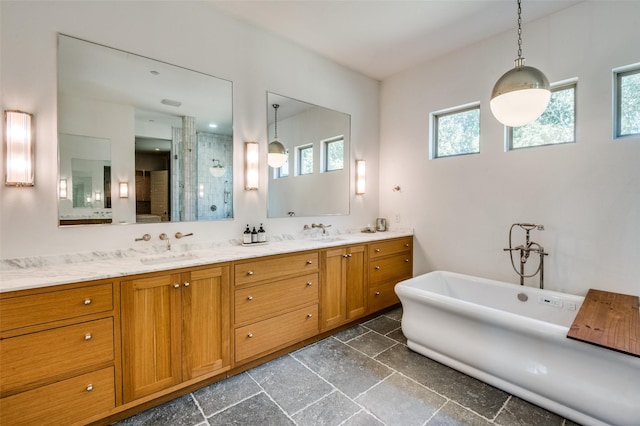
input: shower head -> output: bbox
[516,223,544,231]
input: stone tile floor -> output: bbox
[114,308,581,426]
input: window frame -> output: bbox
[274,150,289,179]
[430,102,481,159]
[506,79,577,151]
[322,136,344,173]
[613,64,640,140]
[296,144,314,176]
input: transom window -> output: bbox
[275,151,289,178]
[614,66,640,139]
[297,144,313,175]
[507,82,577,150]
[430,103,480,159]
[323,136,344,172]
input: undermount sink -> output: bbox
[311,237,346,243]
[140,252,199,265]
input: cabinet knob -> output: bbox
[375,266,381,270]
[375,291,381,296]
[173,283,180,288]
[306,281,313,286]
[84,299,92,305]
[347,253,352,258]
[306,260,313,265]
[405,243,410,247]
[86,384,93,392]
[184,282,190,287]
[247,333,254,338]
[307,313,313,318]
[343,254,349,258]
[375,248,381,253]
[247,271,254,276]
[405,258,410,262]
[84,333,92,341]
[247,296,253,301]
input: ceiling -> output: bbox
[209,0,582,80]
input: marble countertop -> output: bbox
[0,230,413,293]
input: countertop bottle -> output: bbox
[251,226,258,243]
[243,225,252,244]
[258,223,266,242]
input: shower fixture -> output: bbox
[504,223,548,288]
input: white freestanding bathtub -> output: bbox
[395,271,640,426]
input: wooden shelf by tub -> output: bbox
[567,289,640,357]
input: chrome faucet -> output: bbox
[312,223,332,234]
[159,233,171,251]
[504,223,548,288]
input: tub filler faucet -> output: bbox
[504,223,548,288]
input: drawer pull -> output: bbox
[347,253,352,258]
[375,266,381,270]
[247,333,254,338]
[306,260,313,265]
[84,299,92,305]
[343,254,349,258]
[307,281,313,286]
[84,333,92,341]
[184,282,190,287]
[405,258,410,262]
[307,313,313,318]
[86,384,93,392]
[173,283,180,289]
[247,271,254,276]
[247,296,253,301]
[375,248,381,253]
[405,243,410,247]
[375,291,381,296]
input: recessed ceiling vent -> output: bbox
[161,98,182,107]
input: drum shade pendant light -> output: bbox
[490,0,550,127]
[268,104,287,168]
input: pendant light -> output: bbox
[490,0,550,127]
[268,104,287,168]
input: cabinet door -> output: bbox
[321,248,347,330]
[121,274,182,402]
[346,245,366,320]
[182,267,231,381]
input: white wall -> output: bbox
[0,0,380,258]
[380,1,640,296]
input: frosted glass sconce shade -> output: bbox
[4,110,34,186]
[245,142,259,190]
[59,179,68,199]
[119,182,129,198]
[355,160,366,195]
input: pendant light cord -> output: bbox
[517,0,522,59]
[272,104,279,139]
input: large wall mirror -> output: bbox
[267,93,350,218]
[57,34,233,226]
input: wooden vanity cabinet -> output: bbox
[368,237,413,311]
[234,252,319,364]
[320,245,367,331]
[121,265,230,403]
[0,279,118,426]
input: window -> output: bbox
[275,152,289,178]
[297,144,313,175]
[508,82,576,150]
[323,137,344,172]
[614,66,640,138]
[431,103,480,158]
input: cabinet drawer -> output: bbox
[369,282,401,312]
[235,273,319,325]
[235,305,318,362]
[0,367,115,426]
[369,253,412,286]
[0,283,113,332]
[235,252,319,286]
[369,238,412,259]
[1,317,114,393]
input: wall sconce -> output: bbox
[4,110,34,186]
[356,160,366,195]
[245,142,259,190]
[119,182,129,198]
[59,179,68,199]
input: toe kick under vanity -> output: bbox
[0,233,413,425]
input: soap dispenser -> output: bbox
[251,226,258,243]
[243,225,252,244]
[258,223,266,242]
